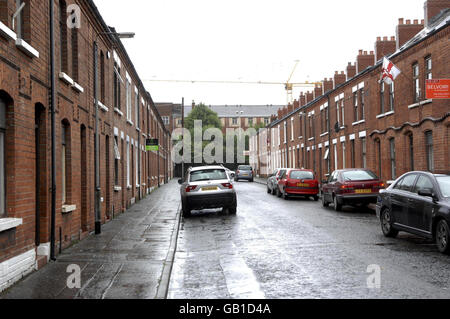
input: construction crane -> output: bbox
[143,61,322,105]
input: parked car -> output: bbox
[276,169,319,201]
[267,168,287,195]
[235,165,254,182]
[178,166,237,217]
[322,169,385,211]
[225,168,236,180]
[376,172,450,254]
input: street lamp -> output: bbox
[94,31,135,235]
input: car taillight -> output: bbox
[375,182,385,189]
[185,185,197,193]
[221,183,233,189]
[340,184,355,193]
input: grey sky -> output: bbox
[94,0,426,105]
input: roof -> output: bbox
[185,105,283,118]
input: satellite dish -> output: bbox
[334,122,340,133]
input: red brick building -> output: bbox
[0,0,172,291]
[251,1,449,182]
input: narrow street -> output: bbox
[168,181,450,299]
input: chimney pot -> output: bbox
[359,49,363,55]
[363,51,368,55]
[370,50,374,55]
[383,36,388,41]
[377,36,381,41]
[421,19,424,25]
[406,19,411,24]
[391,36,395,41]
[399,18,404,24]
[413,19,418,24]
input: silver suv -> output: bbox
[178,166,237,217]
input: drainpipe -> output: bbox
[49,0,56,261]
[93,41,101,235]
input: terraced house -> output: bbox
[250,0,449,181]
[0,0,172,291]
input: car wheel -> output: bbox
[228,206,237,215]
[313,196,319,202]
[267,187,271,194]
[381,208,398,238]
[436,219,450,255]
[271,187,276,196]
[282,190,289,200]
[276,187,282,198]
[182,204,191,218]
[333,195,342,212]
[322,194,329,207]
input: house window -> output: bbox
[162,116,169,125]
[264,118,269,125]
[284,122,287,144]
[278,125,280,146]
[126,79,132,122]
[334,144,338,171]
[325,107,329,132]
[135,144,139,186]
[232,118,238,126]
[425,56,432,81]
[113,62,121,110]
[342,142,346,169]
[126,139,130,187]
[341,99,345,127]
[298,113,303,137]
[248,118,253,127]
[291,118,294,140]
[389,83,394,112]
[61,121,70,204]
[380,83,385,114]
[408,133,414,171]
[359,88,365,120]
[15,0,30,43]
[135,90,139,128]
[353,92,359,122]
[336,101,340,125]
[425,131,434,172]
[413,63,420,102]
[375,139,382,179]
[351,139,355,168]
[320,108,324,133]
[390,138,396,179]
[114,137,120,186]
[361,138,367,168]
[309,116,314,138]
[100,51,105,103]
[59,0,68,73]
[71,18,78,82]
[0,98,6,217]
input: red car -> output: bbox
[322,169,385,211]
[277,169,319,201]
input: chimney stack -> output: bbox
[396,18,424,49]
[277,109,282,120]
[424,0,449,27]
[299,93,306,107]
[334,71,346,88]
[323,78,334,93]
[356,50,375,73]
[346,63,356,79]
[375,36,396,61]
[306,91,314,103]
[293,100,300,110]
[314,85,323,99]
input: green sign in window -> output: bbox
[146,139,159,151]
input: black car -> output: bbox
[376,172,450,254]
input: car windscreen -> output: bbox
[290,171,314,180]
[238,166,252,171]
[437,176,450,197]
[190,169,228,182]
[342,170,377,181]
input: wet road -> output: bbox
[168,181,450,299]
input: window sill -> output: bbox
[114,108,124,117]
[136,128,141,132]
[0,21,17,41]
[114,186,122,192]
[62,205,77,214]
[408,99,432,109]
[298,136,303,140]
[59,72,74,85]
[308,137,315,141]
[352,120,365,126]
[16,38,39,58]
[0,218,23,233]
[376,111,395,119]
[96,100,109,112]
[320,132,329,137]
[127,120,134,126]
[72,82,84,93]
[127,185,132,190]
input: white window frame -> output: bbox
[0,99,5,217]
[126,76,132,122]
[126,138,130,187]
[291,118,294,141]
[135,143,139,186]
[135,87,139,129]
[342,142,346,169]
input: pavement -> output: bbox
[0,180,181,299]
[168,181,450,299]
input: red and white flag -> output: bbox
[380,57,401,85]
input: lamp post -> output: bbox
[94,31,134,235]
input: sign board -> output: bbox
[146,139,159,151]
[426,79,450,99]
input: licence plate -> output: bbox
[202,187,218,191]
[355,189,372,194]
[297,183,309,187]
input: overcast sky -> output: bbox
[94,0,426,105]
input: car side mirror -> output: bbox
[418,189,435,199]
[178,179,183,185]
